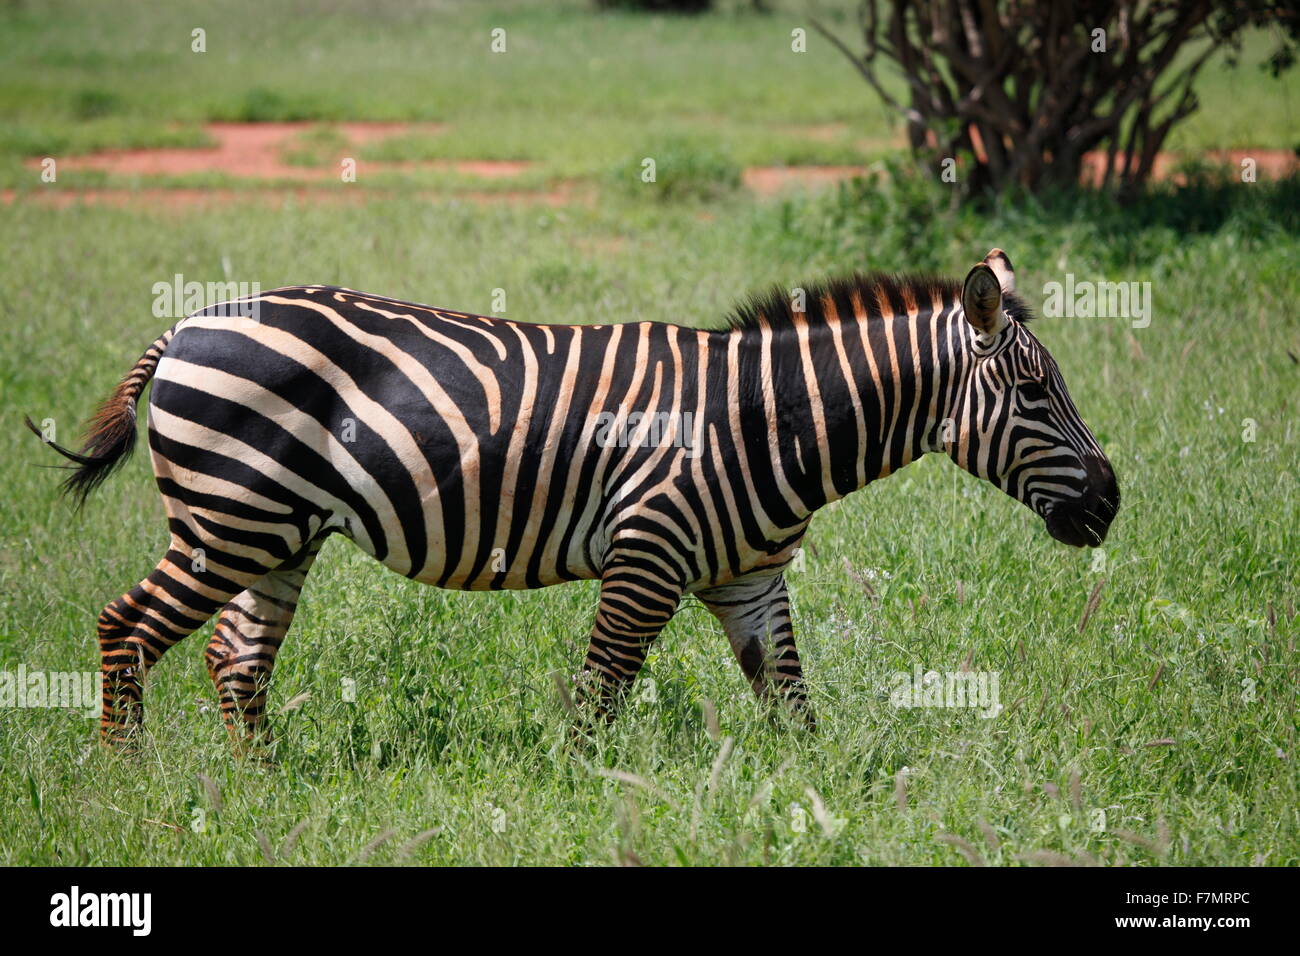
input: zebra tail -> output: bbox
[26,326,177,507]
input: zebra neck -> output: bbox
[732,300,965,519]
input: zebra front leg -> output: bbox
[205,538,323,752]
[696,571,814,728]
[574,562,682,731]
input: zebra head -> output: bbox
[948,249,1119,547]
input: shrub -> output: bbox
[608,141,741,203]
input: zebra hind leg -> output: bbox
[205,536,325,754]
[696,571,815,729]
[96,544,261,748]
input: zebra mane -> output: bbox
[723,271,1034,332]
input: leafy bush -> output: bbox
[70,88,121,119]
[607,141,740,203]
[229,86,336,123]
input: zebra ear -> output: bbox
[961,263,1007,337]
[983,248,1015,293]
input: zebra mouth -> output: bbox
[1042,462,1119,548]
[1045,505,1110,548]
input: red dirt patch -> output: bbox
[15,120,1294,207]
[743,165,869,194]
[743,149,1297,196]
[25,121,534,183]
[1079,149,1297,187]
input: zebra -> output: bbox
[29,248,1118,748]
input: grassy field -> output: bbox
[0,0,1298,866]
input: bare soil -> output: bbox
[12,121,1295,205]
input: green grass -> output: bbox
[0,0,1297,867]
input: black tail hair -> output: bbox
[27,327,174,508]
